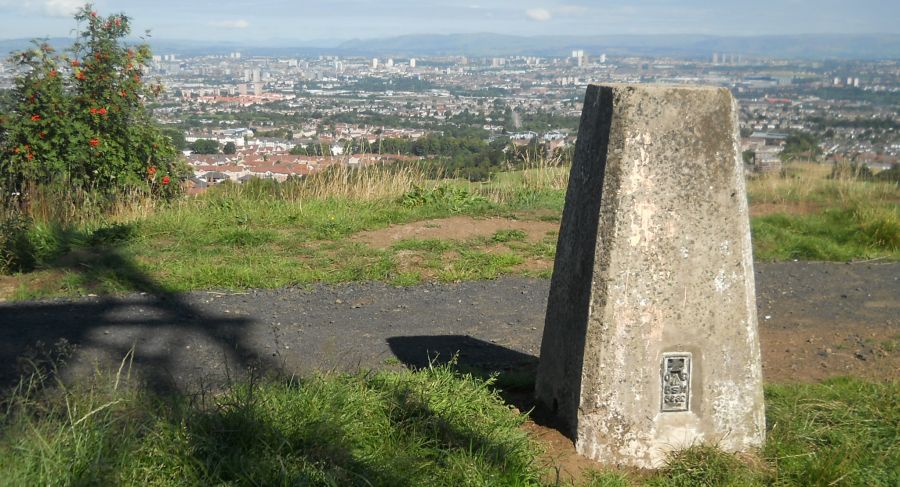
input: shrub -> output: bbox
[874,163,900,183]
[831,161,873,180]
[0,5,181,201]
[0,210,35,274]
[399,184,488,213]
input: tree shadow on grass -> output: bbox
[0,222,280,395]
[387,334,539,412]
[176,393,415,486]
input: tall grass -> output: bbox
[747,162,899,207]
[748,163,899,261]
[2,361,896,486]
[12,161,568,228]
[763,378,900,486]
[4,159,898,297]
[0,363,541,486]
[212,163,437,203]
[0,161,571,294]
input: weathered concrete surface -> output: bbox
[534,84,765,468]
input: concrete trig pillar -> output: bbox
[535,84,765,468]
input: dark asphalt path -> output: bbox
[1,261,897,391]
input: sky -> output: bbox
[0,0,898,42]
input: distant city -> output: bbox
[2,47,897,188]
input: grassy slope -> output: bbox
[2,162,898,299]
[749,163,899,261]
[0,366,896,486]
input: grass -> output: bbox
[751,207,898,261]
[1,361,896,486]
[0,363,541,486]
[763,378,899,486]
[1,163,566,298]
[579,378,899,486]
[1,160,897,299]
[748,163,899,261]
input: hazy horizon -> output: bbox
[0,0,897,43]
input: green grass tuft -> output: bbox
[763,378,900,486]
[646,445,764,487]
[439,250,524,281]
[492,229,528,243]
[0,365,542,486]
[752,205,899,261]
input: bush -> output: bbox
[874,163,900,183]
[831,161,873,180]
[190,138,219,154]
[0,5,181,201]
[399,184,489,213]
[0,210,35,274]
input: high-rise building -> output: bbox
[409,58,416,68]
[372,58,379,69]
[386,58,394,67]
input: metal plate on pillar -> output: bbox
[661,353,691,412]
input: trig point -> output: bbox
[535,84,765,468]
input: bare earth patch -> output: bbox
[0,276,18,301]
[750,201,825,217]
[351,216,559,248]
[513,257,553,275]
[522,422,601,485]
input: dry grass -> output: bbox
[277,163,434,202]
[748,163,899,261]
[746,162,899,207]
[20,184,157,227]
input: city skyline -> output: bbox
[0,0,898,43]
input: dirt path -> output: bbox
[351,216,559,247]
[0,261,896,392]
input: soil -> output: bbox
[749,201,825,217]
[0,261,896,482]
[352,216,559,247]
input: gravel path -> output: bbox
[1,261,897,391]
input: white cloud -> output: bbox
[525,8,552,22]
[209,19,250,29]
[0,0,81,17]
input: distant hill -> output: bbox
[2,33,898,60]
[0,37,74,56]
[0,37,340,58]
[335,33,900,60]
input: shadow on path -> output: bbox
[0,243,280,394]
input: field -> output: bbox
[1,161,897,300]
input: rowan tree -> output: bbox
[0,4,181,199]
